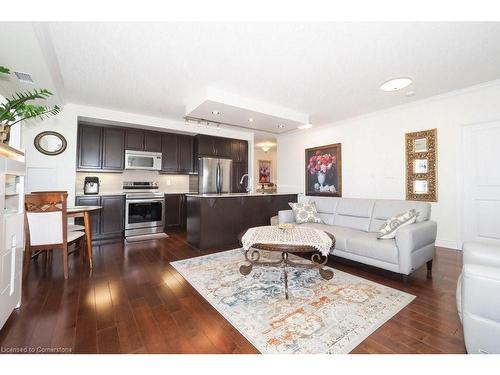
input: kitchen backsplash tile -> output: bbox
[76,171,193,193]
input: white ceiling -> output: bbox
[3,22,500,139]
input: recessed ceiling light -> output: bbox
[380,77,413,92]
[298,123,312,130]
[248,118,254,123]
[211,110,221,115]
[278,124,285,129]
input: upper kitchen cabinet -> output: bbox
[177,135,194,173]
[230,139,248,163]
[125,129,162,152]
[77,123,125,171]
[102,127,125,170]
[77,124,102,169]
[196,135,232,158]
[161,133,194,174]
[144,131,162,152]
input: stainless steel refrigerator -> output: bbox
[198,157,233,194]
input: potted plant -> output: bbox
[0,65,60,144]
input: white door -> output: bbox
[462,120,500,245]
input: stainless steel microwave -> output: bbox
[125,150,162,170]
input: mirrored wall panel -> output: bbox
[405,129,437,202]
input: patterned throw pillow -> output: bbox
[378,209,418,239]
[288,202,323,224]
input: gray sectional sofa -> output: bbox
[278,196,437,282]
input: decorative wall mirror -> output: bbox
[405,129,437,202]
[34,131,67,156]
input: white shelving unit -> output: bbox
[0,144,25,330]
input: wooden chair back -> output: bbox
[25,192,68,247]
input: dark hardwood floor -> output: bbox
[0,230,466,354]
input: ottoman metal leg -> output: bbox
[282,252,289,300]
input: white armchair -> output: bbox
[457,241,500,354]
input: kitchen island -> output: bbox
[186,193,298,249]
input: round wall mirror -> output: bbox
[34,131,67,156]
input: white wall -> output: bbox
[253,147,277,188]
[22,102,254,204]
[277,80,500,250]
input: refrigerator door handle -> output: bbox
[215,161,221,194]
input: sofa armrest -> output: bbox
[462,264,500,353]
[278,210,295,224]
[463,241,500,268]
[395,220,437,253]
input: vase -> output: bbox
[317,171,326,187]
[0,123,11,144]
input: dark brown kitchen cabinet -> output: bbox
[230,139,248,163]
[75,195,124,240]
[161,133,178,172]
[196,135,232,158]
[125,129,162,152]
[215,137,231,158]
[125,129,144,151]
[231,162,248,193]
[196,134,216,156]
[77,124,102,170]
[144,131,162,152]
[102,127,125,170]
[77,124,125,171]
[161,134,194,174]
[164,194,187,229]
[177,135,194,173]
[99,195,125,238]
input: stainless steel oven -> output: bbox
[123,182,165,237]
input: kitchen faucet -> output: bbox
[239,174,250,193]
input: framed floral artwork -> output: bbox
[258,160,271,184]
[305,143,342,196]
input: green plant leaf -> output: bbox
[0,66,10,74]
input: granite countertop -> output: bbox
[185,192,298,198]
[75,191,195,196]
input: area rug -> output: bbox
[171,249,415,354]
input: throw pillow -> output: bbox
[378,209,418,239]
[288,202,323,224]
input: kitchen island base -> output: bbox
[186,194,298,249]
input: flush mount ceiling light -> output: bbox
[380,77,413,92]
[298,123,312,130]
[248,118,254,123]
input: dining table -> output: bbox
[67,205,102,269]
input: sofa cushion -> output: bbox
[377,209,418,239]
[307,197,338,225]
[333,198,375,231]
[347,232,399,265]
[300,223,362,252]
[289,202,322,224]
[369,199,431,232]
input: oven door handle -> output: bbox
[126,199,164,204]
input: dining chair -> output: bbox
[31,191,85,231]
[24,192,85,279]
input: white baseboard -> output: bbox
[435,238,461,250]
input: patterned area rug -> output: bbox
[171,249,415,354]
